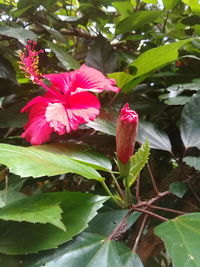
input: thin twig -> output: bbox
[148,204,185,215]
[136,174,140,202]
[135,0,140,11]
[108,93,119,107]
[147,162,159,195]
[162,11,170,32]
[187,182,200,204]
[133,207,168,222]
[132,214,148,252]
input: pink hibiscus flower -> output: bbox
[19,41,119,145]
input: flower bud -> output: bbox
[116,103,138,165]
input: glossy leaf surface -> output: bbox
[0,192,108,254]
[0,143,103,181]
[155,213,200,267]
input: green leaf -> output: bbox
[0,191,26,208]
[88,117,116,136]
[180,93,200,149]
[183,156,200,171]
[0,192,108,254]
[129,39,193,80]
[162,0,180,10]
[110,39,193,93]
[0,193,66,231]
[0,55,17,83]
[0,254,19,267]
[137,121,172,151]
[35,142,112,171]
[48,42,80,70]
[142,0,157,4]
[0,26,37,45]
[0,102,27,128]
[88,208,141,236]
[169,182,187,198]
[155,213,200,267]
[182,0,200,14]
[85,35,117,74]
[112,1,133,21]
[108,72,135,89]
[22,232,143,267]
[116,10,162,34]
[127,140,150,187]
[42,25,66,43]
[0,143,103,181]
[164,96,190,105]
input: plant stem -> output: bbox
[136,175,141,202]
[108,210,132,240]
[101,181,124,208]
[147,162,159,195]
[110,172,124,200]
[132,214,148,252]
[133,207,168,221]
[125,179,132,206]
[162,10,170,32]
[148,204,185,215]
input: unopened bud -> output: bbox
[116,103,138,165]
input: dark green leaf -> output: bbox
[22,232,143,267]
[88,209,141,236]
[180,93,200,149]
[0,55,17,83]
[137,121,172,151]
[0,192,108,254]
[0,26,37,45]
[48,42,80,70]
[0,254,19,267]
[42,25,66,43]
[127,140,150,187]
[0,143,103,181]
[169,182,187,198]
[85,35,117,74]
[0,102,27,128]
[155,213,200,267]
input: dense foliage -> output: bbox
[1,0,200,266]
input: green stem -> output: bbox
[110,172,124,200]
[101,181,125,208]
[125,178,132,206]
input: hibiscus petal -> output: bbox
[21,97,53,145]
[71,64,120,93]
[45,103,69,135]
[43,71,75,94]
[45,92,100,134]
[68,91,100,128]
[21,116,53,145]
